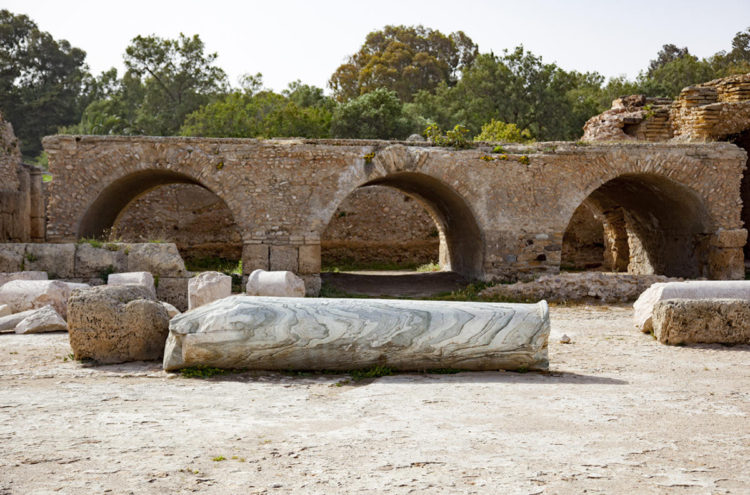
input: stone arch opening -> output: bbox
[321,185,442,271]
[561,173,714,278]
[322,171,483,282]
[78,170,243,264]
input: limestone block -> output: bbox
[188,271,231,310]
[0,271,47,287]
[75,243,127,278]
[108,271,156,297]
[67,285,169,364]
[298,244,321,274]
[161,302,181,318]
[163,296,550,372]
[156,277,190,312]
[652,299,750,345]
[125,243,186,276]
[24,243,76,278]
[633,281,750,332]
[242,244,269,274]
[0,303,10,317]
[0,279,89,319]
[0,307,40,331]
[0,244,25,272]
[269,245,298,272]
[14,305,67,334]
[246,269,305,297]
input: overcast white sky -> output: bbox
[6,0,750,93]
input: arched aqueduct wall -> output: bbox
[42,136,747,291]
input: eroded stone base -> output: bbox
[652,298,750,345]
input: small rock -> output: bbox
[188,271,232,310]
[108,271,156,297]
[14,305,67,334]
[559,334,571,344]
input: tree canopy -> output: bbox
[180,78,332,138]
[0,9,88,156]
[330,88,418,139]
[329,25,477,102]
[3,13,750,158]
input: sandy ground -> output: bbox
[1,304,749,494]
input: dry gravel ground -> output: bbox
[1,304,748,494]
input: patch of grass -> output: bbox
[180,366,246,379]
[104,242,120,251]
[212,456,226,462]
[416,262,441,272]
[77,237,103,248]
[492,145,506,154]
[185,256,242,274]
[99,264,115,283]
[24,252,38,263]
[350,365,393,381]
[148,239,167,244]
[42,173,52,183]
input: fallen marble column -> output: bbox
[633,281,750,332]
[163,296,549,372]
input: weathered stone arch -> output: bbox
[561,173,716,278]
[77,169,236,240]
[322,169,484,280]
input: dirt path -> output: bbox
[1,305,748,494]
[321,271,467,297]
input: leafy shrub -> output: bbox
[474,119,532,143]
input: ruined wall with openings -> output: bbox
[0,112,45,242]
[43,136,747,292]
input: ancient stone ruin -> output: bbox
[2,72,750,301]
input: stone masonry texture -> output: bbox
[42,136,747,284]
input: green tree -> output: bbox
[637,54,717,98]
[647,44,690,77]
[0,9,88,156]
[180,78,332,139]
[330,88,418,139]
[413,48,602,141]
[123,33,228,135]
[329,25,477,102]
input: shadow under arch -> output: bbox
[562,173,715,278]
[354,171,484,280]
[78,169,219,239]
